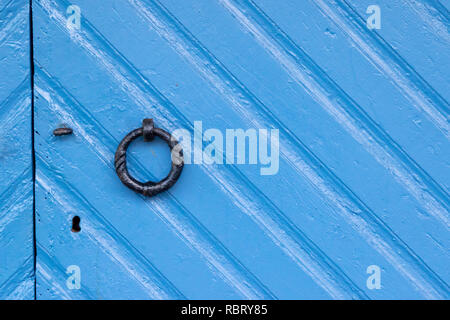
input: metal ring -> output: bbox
[114,119,184,197]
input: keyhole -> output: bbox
[71,216,81,233]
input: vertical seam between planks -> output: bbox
[29,0,36,301]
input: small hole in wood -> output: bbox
[71,216,81,233]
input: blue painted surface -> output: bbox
[0,0,34,300]
[0,0,446,299]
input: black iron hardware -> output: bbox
[114,119,184,197]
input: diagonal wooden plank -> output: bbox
[0,255,34,300]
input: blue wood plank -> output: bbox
[0,0,33,300]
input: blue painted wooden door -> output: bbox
[2,0,450,299]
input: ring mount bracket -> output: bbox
[114,119,184,197]
[142,118,154,141]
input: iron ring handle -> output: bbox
[114,119,184,197]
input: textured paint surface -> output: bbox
[16,0,450,299]
[0,0,34,300]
